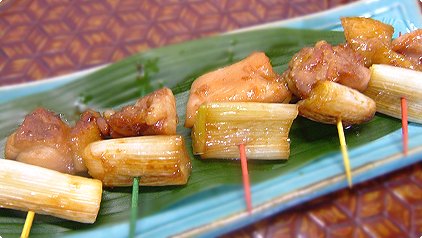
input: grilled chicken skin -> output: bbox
[282,41,370,99]
[341,17,421,71]
[392,29,422,69]
[5,108,75,174]
[105,87,177,137]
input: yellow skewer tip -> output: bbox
[336,119,353,188]
[21,211,35,238]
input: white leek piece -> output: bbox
[364,64,422,123]
[83,135,191,186]
[0,159,102,223]
[192,102,298,160]
[298,81,376,125]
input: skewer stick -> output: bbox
[239,144,252,214]
[336,119,352,187]
[20,211,35,238]
[401,97,408,155]
[129,177,140,238]
[397,32,408,156]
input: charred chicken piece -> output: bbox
[105,87,177,137]
[185,52,291,128]
[282,41,370,99]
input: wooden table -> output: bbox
[1,1,421,237]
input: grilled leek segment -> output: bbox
[83,135,191,186]
[192,102,298,160]
[0,159,102,223]
[364,64,422,123]
[298,81,376,125]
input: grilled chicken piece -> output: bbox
[5,108,74,174]
[392,29,422,68]
[5,88,177,173]
[185,52,291,128]
[70,110,104,173]
[282,41,370,99]
[5,108,105,174]
[341,17,420,70]
[106,87,177,137]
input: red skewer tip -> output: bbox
[239,144,252,214]
[401,97,408,156]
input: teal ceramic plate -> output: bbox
[1,0,421,237]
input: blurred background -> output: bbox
[0,0,363,86]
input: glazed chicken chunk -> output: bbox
[5,88,178,174]
[282,41,370,99]
[5,88,177,174]
[105,87,177,137]
[70,110,105,172]
[392,29,422,68]
[5,108,75,174]
[185,52,291,128]
[5,108,105,174]
[341,17,421,71]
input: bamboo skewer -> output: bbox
[20,211,35,238]
[298,81,374,188]
[337,118,353,187]
[239,144,252,214]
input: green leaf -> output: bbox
[0,28,401,237]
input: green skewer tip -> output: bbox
[129,177,139,238]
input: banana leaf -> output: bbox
[0,28,400,237]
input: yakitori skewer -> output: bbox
[0,159,103,238]
[298,81,376,187]
[4,87,184,238]
[364,64,422,155]
[184,51,294,212]
[83,135,191,237]
[192,102,298,212]
[341,18,422,155]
